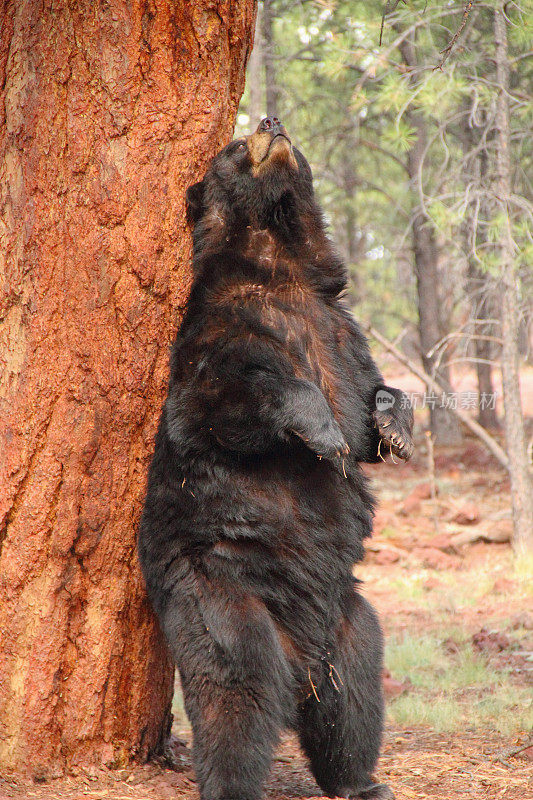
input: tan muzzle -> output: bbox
[246,124,298,175]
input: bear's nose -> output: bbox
[258,116,283,135]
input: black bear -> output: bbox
[138,117,413,800]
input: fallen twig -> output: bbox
[451,528,511,547]
[493,740,533,764]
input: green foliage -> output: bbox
[415,70,470,116]
[381,120,418,154]
[374,74,414,114]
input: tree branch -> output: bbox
[380,0,407,47]
[434,1,477,71]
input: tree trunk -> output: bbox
[262,0,280,115]
[407,114,462,444]
[460,106,499,430]
[468,265,499,429]
[340,149,364,303]
[0,0,256,779]
[248,2,264,131]
[398,35,461,444]
[492,5,533,552]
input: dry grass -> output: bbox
[385,630,533,735]
[379,728,533,800]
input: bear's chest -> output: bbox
[211,276,364,424]
[259,295,357,412]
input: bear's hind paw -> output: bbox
[353,783,395,800]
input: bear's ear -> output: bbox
[185,180,205,226]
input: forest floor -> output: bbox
[2,373,532,800]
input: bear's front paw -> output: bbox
[317,423,350,462]
[292,418,350,464]
[374,410,413,461]
[373,386,414,461]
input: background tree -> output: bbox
[491,1,533,553]
[0,0,256,779]
[397,29,462,443]
[248,2,264,130]
[263,0,281,115]
[460,101,500,430]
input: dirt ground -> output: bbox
[2,372,532,800]
[1,727,531,800]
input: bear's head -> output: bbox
[186,118,320,250]
[185,118,346,296]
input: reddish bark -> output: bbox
[0,0,256,778]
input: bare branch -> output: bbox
[426,332,503,359]
[379,0,407,47]
[357,137,410,173]
[434,1,477,71]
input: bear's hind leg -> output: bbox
[162,571,294,800]
[297,594,393,800]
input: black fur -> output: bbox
[139,127,410,800]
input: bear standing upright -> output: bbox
[138,118,413,800]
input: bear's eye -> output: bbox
[236,142,246,151]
